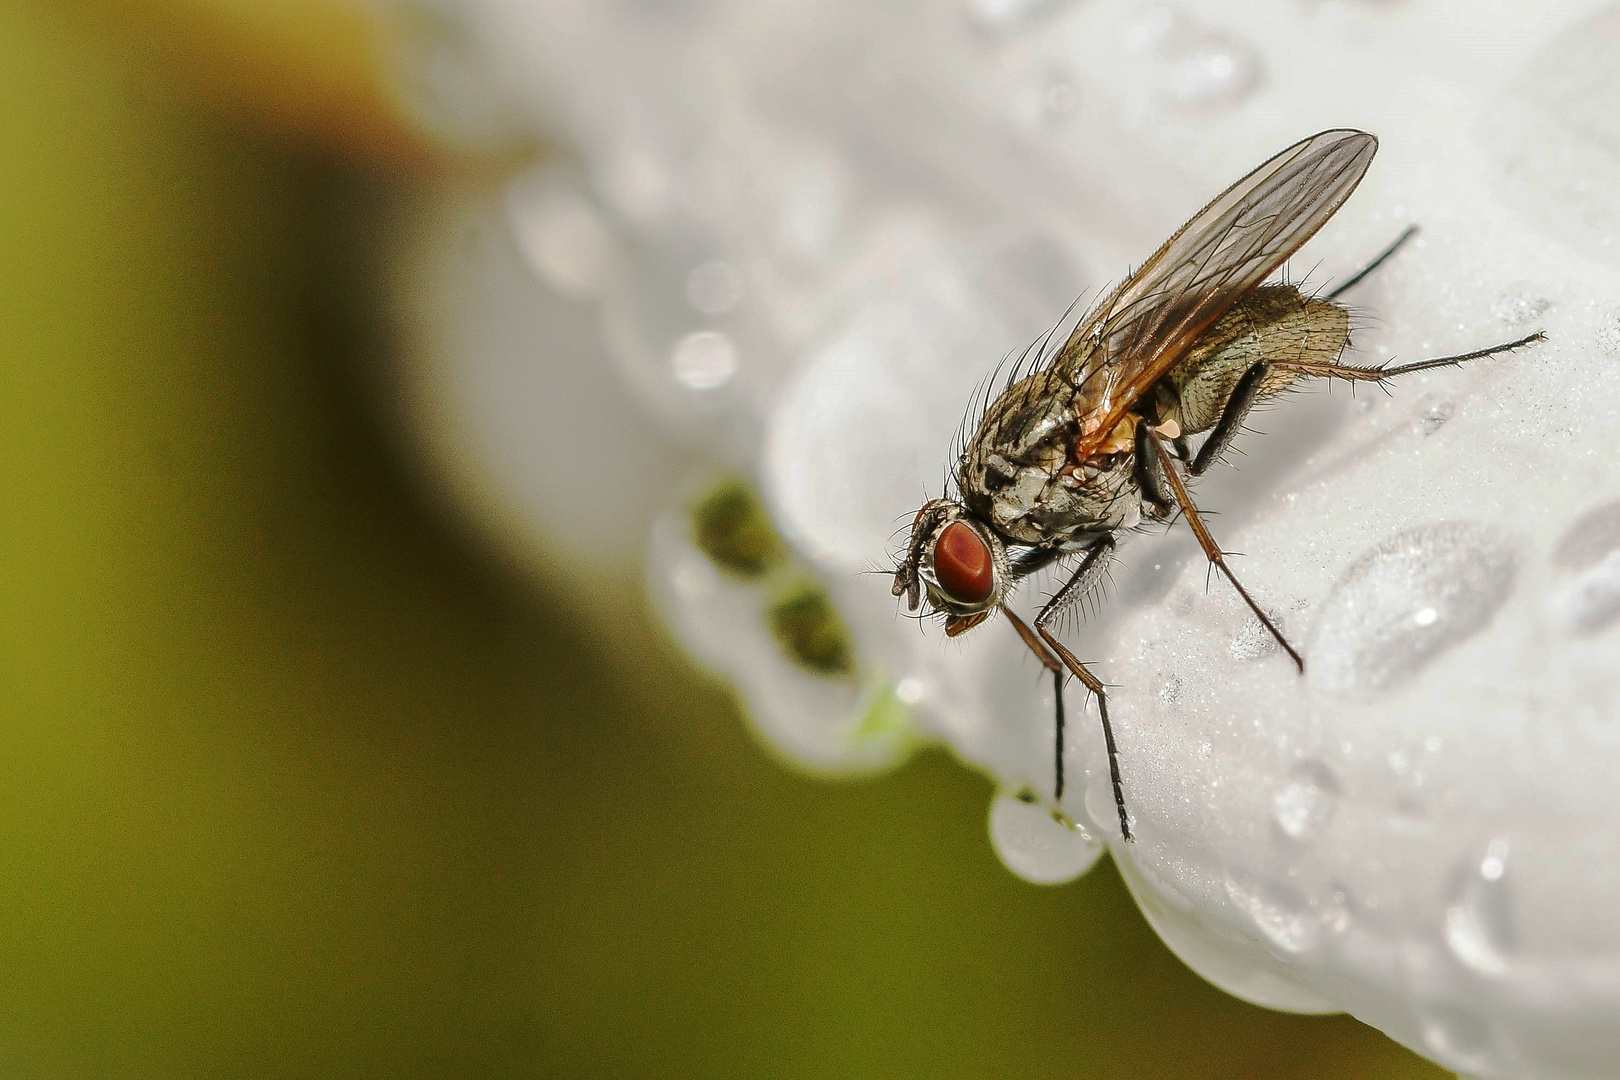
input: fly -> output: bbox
[890,129,1544,843]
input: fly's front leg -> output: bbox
[1148,435,1305,673]
[1006,539,1133,842]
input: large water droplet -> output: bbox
[1272,761,1340,841]
[1442,838,1517,977]
[988,792,1104,884]
[506,174,614,300]
[1224,872,1319,955]
[1309,522,1516,699]
[1550,500,1620,635]
[1420,1004,1499,1076]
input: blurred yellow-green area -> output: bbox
[0,3,1451,1076]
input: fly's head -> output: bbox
[891,499,1010,637]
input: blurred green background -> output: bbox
[0,3,1452,1076]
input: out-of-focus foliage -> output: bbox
[0,3,1447,1076]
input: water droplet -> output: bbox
[684,260,743,315]
[1158,674,1184,706]
[988,792,1104,885]
[1127,6,1261,113]
[1045,82,1078,113]
[1309,522,1516,699]
[1230,613,1280,661]
[1417,400,1454,436]
[1597,311,1620,356]
[1550,500,1620,635]
[670,330,738,390]
[1442,838,1517,976]
[965,0,1076,33]
[1272,761,1340,841]
[1490,285,1551,328]
[1420,1005,1499,1075]
[506,178,614,300]
[1224,872,1319,954]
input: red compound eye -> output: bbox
[934,521,994,605]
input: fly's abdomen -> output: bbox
[1168,285,1351,434]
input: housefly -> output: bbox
[890,129,1543,842]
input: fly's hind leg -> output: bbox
[1148,435,1305,673]
[1004,539,1132,842]
[1273,331,1545,383]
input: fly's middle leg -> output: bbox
[1148,435,1305,673]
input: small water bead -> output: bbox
[1550,500,1620,635]
[1158,674,1184,706]
[1490,286,1552,328]
[1442,838,1517,977]
[1420,1005,1499,1076]
[684,260,743,315]
[1125,6,1262,113]
[965,0,1077,33]
[1272,761,1340,841]
[1223,872,1319,954]
[988,792,1104,884]
[1596,311,1620,356]
[1309,522,1516,699]
[1417,400,1454,436]
[670,330,739,390]
[506,177,614,300]
[1230,613,1280,661]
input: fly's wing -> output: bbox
[1058,130,1378,458]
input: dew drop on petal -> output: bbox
[1597,311,1620,356]
[1550,500,1620,635]
[1442,838,1517,977]
[506,178,613,300]
[1420,1005,1499,1076]
[965,0,1076,32]
[1489,285,1551,328]
[671,330,738,390]
[1230,613,1280,662]
[1417,400,1454,436]
[988,792,1104,885]
[684,260,743,315]
[1272,761,1340,841]
[1223,872,1319,955]
[1309,522,1515,699]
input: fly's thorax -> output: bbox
[958,369,1150,546]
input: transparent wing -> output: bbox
[1058,130,1377,457]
